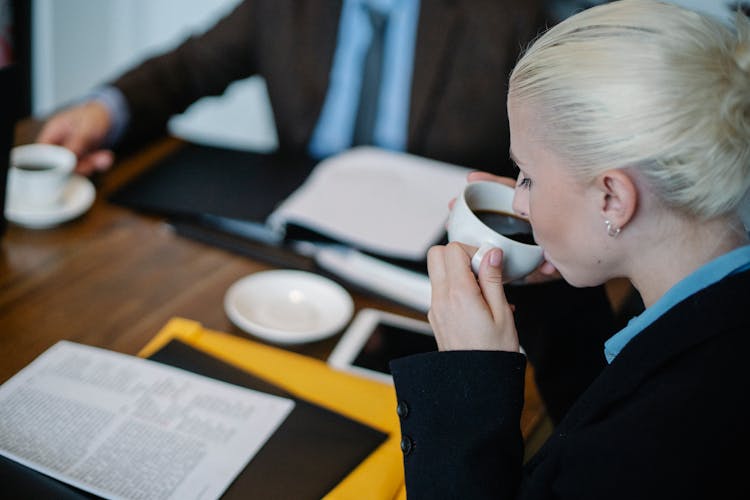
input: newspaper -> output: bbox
[0,341,294,500]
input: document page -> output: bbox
[0,341,295,500]
[267,146,470,261]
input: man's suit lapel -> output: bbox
[292,0,343,144]
[408,0,462,147]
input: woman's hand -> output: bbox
[36,101,115,176]
[426,242,519,352]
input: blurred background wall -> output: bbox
[31,0,278,151]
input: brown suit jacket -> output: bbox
[112,0,545,172]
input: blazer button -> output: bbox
[400,435,414,455]
[396,400,409,418]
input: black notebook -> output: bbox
[109,143,316,247]
[109,143,464,265]
[110,143,315,223]
[148,340,388,499]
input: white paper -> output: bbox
[167,76,279,153]
[0,341,294,500]
[267,147,471,261]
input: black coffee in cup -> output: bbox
[15,163,55,171]
[474,209,535,245]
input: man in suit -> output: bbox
[37,0,617,423]
[38,0,544,174]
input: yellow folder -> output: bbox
[138,317,407,500]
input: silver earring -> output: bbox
[605,219,621,238]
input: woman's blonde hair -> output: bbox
[509,0,750,220]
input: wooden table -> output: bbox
[0,125,547,441]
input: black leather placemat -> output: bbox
[148,340,388,500]
[109,143,316,222]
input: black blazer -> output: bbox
[391,269,750,499]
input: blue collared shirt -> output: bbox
[88,86,130,148]
[604,243,750,363]
[308,0,420,159]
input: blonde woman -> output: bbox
[391,1,750,498]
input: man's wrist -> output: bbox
[86,86,130,147]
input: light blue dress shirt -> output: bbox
[604,243,750,363]
[95,0,420,157]
[308,0,420,158]
[89,86,130,147]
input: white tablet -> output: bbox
[327,308,437,384]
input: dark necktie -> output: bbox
[352,7,388,146]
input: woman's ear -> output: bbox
[595,169,638,229]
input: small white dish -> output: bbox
[5,174,96,229]
[224,269,354,345]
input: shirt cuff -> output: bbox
[87,86,130,147]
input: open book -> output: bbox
[266,147,470,262]
[112,146,469,261]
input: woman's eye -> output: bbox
[519,176,532,189]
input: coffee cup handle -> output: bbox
[470,242,498,275]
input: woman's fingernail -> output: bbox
[95,156,111,168]
[489,249,502,267]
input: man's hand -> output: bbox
[37,101,115,176]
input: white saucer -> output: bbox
[224,270,354,345]
[5,175,96,229]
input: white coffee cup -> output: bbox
[8,144,77,210]
[447,181,544,283]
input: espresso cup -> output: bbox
[447,181,544,283]
[8,144,76,210]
